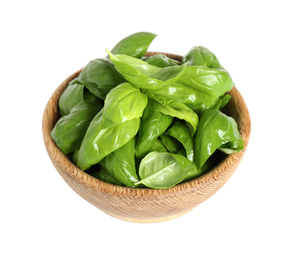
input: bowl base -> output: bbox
[102,208,193,223]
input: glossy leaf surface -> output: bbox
[101,82,148,129]
[195,109,244,168]
[135,99,173,158]
[135,152,194,189]
[165,120,194,162]
[77,58,125,99]
[76,109,140,170]
[182,46,221,68]
[143,54,180,68]
[108,31,157,58]
[159,134,182,154]
[91,167,124,186]
[106,50,187,91]
[58,79,84,116]
[51,100,102,154]
[100,137,139,187]
[148,98,198,135]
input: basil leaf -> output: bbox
[148,98,199,135]
[148,83,205,113]
[164,120,194,162]
[218,138,244,154]
[106,49,187,91]
[76,109,140,170]
[91,167,124,186]
[182,157,214,182]
[175,65,234,111]
[77,58,125,100]
[145,47,232,114]
[58,79,84,116]
[108,31,157,58]
[159,134,182,154]
[102,82,148,129]
[143,54,180,68]
[51,100,102,154]
[182,46,221,68]
[147,139,168,154]
[99,137,139,187]
[135,99,173,158]
[195,109,244,168]
[212,94,232,110]
[135,152,194,189]
[147,66,233,114]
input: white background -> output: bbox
[1,0,298,259]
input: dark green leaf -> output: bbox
[143,54,180,68]
[58,79,84,116]
[92,167,124,186]
[164,120,194,162]
[51,100,102,154]
[135,99,173,158]
[77,58,125,100]
[159,135,182,154]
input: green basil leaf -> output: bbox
[159,135,182,154]
[99,137,139,187]
[182,157,214,182]
[218,138,244,154]
[195,109,244,168]
[58,79,84,116]
[135,152,194,189]
[146,66,233,114]
[182,46,221,68]
[102,82,148,129]
[106,49,187,91]
[143,54,180,68]
[148,98,198,135]
[108,32,157,58]
[164,120,194,162]
[77,58,125,100]
[76,109,140,170]
[148,83,205,113]
[212,94,232,110]
[174,65,234,112]
[147,139,168,154]
[51,100,102,154]
[135,99,173,158]
[91,167,124,186]
[83,89,102,103]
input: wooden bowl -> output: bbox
[42,52,251,223]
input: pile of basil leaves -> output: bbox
[51,32,244,189]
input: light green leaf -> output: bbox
[102,82,148,129]
[135,152,194,189]
[195,109,244,168]
[106,49,187,91]
[76,109,140,170]
[108,32,157,58]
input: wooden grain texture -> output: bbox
[42,52,251,223]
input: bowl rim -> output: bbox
[42,52,251,198]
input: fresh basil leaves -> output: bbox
[52,32,244,189]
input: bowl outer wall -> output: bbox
[42,52,251,223]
